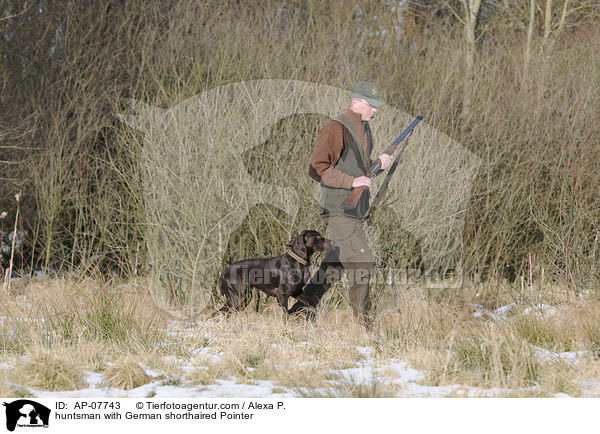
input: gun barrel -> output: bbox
[367,115,423,178]
[391,115,423,147]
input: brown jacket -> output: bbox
[309,108,373,190]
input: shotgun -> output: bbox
[340,115,423,212]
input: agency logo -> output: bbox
[3,400,50,432]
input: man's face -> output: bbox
[354,98,378,121]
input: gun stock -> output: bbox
[340,186,367,210]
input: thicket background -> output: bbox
[1,0,599,303]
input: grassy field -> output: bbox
[1,275,600,398]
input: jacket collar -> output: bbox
[344,107,365,127]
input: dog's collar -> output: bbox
[287,249,308,265]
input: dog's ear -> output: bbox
[288,231,308,257]
[286,234,295,250]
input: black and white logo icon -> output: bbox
[3,400,50,432]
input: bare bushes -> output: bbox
[0,1,598,304]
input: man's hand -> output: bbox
[378,153,393,170]
[352,176,371,189]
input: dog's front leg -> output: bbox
[276,293,289,314]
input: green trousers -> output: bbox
[300,215,374,324]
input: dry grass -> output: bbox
[0,275,174,393]
[14,345,86,392]
[0,369,29,397]
[0,277,599,397]
[1,275,168,349]
[102,358,153,390]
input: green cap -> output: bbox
[350,81,386,107]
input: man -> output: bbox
[289,81,391,325]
